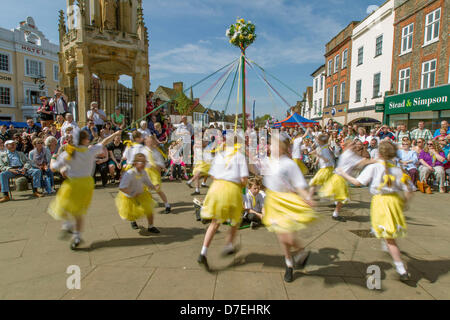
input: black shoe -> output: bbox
[294,250,311,269]
[332,215,346,222]
[165,206,171,214]
[131,221,139,229]
[399,272,411,282]
[191,191,201,196]
[250,222,260,230]
[197,254,210,271]
[148,227,160,234]
[70,237,82,250]
[284,267,294,283]
[201,184,208,188]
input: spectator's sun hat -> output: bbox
[5,140,15,146]
[40,96,48,100]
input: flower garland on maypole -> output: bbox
[226,18,256,131]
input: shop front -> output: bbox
[382,84,450,131]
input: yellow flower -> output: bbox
[248,34,254,40]
[239,19,245,24]
[236,25,240,30]
[239,35,244,40]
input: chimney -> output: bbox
[173,82,183,92]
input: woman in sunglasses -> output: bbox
[417,140,447,193]
[397,140,419,185]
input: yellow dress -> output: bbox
[293,158,309,176]
[200,180,243,226]
[370,194,407,239]
[115,190,156,221]
[193,161,211,176]
[319,173,349,203]
[145,167,162,191]
[48,177,95,220]
[309,167,334,186]
[263,189,318,233]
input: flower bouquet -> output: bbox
[226,18,256,51]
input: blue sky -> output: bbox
[0,0,385,120]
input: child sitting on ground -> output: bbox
[242,177,265,229]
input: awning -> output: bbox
[272,113,318,128]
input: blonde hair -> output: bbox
[248,177,262,189]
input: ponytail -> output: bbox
[383,160,393,188]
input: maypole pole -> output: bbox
[226,18,256,133]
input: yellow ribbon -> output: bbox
[65,144,88,161]
[401,173,411,185]
[250,192,256,208]
[224,143,243,168]
[156,147,168,160]
[377,161,397,191]
[124,140,139,148]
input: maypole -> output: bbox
[227,18,256,132]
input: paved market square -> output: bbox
[0,180,449,300]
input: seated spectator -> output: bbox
[433,128,449,141]
[29,138,55,195]
[49,123,61,140]
[397,140,419,185]
[45,136,59,156]
[7,124,18,138]
[54,114,65,133]
[437,136,450,190]
[107,135,125,183]
[154,122,168,145]
[433,120,450,138]
[25,119,41,136]
[242,178,265,229]
[0,138,4,153]
[60,113,80,145]
[137,120,152,138]
[93,142,110,187]
[376,125,395,141]
[37,96,54,128]
[0,125,10,142]
[87,101,107,133]
[81,120,99,142]
[353,140,370,159]
[395,123,410,144]
[102,121,114,138]
[355,127,368,143]
[148,115,157,134]
[111,106,125,130]
[0,140,44,202]
[20,133,34,154]
[418,140,447,194]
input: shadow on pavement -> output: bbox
[403,252,450,286]
[76,227,206,252]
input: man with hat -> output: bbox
[0,140,43,202]
[49,89,69,116]
[87,101,107,133]
[37,96,54,128]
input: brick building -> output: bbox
[323,21,359,125]
[384,0,450,130]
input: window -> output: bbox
[398,68,410,93]
[327,87,331,106]
[25,58,44,77]
[333,85,338,105]
[375,35,383,56]
[53,65,59,81]
[401,24,414,54]
[328,60,333,76]
[25,89,46,105]
[422,59,437,89]
[373,73,381,98]
[314,100,317,114]
[342,49,348,69]
[357,47,364,65]
[0,86,12,105]
[0,53,10,72]
[340,82,346,104]
[320,75,323,90]
[355,80,362,102]
[334,55,340,73]
[319,98,322,111]
[424,8,440,45]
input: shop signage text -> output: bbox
[16,44,46,56]
[0,75,12,81]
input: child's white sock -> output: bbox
[201,246,208,256]
[165,203,170,208]
[62,221,73,231]
[332,210,339,218]
[148,224,154,229]
[224,242,234,252]
[195,188,200,193]
[293,250,307,264]
[72,231,81,239]
[394,261,407,275]
[285,257,294,268]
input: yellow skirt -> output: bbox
[371,194,407,239]
[293,158,309,176]
[145,167,162,191]
[263,189,318,233]
[48,177,95,220]
[115,191,156,221]
[309,167,334,187]
[193,161,211,176]
[200,180,243,226]
[319,174,349,203]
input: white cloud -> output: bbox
[366,5,379,14]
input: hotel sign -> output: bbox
[16,43,46,56]
[384,84,450,115]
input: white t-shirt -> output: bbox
[123,144,148,165]
[357,162,411,195]
[243,190,265,213]
[61,121,80,145]
[209,149,249,184]
[317,145,335,169]
[137,128,152,139]
[262,155,308,193]
[336,149,363,176]
[355,135,368,143]
[51,144,103,178]
[370,148,380,159]
[87,109,106,126]
[119,168,154,198]
[292,137,303,159]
